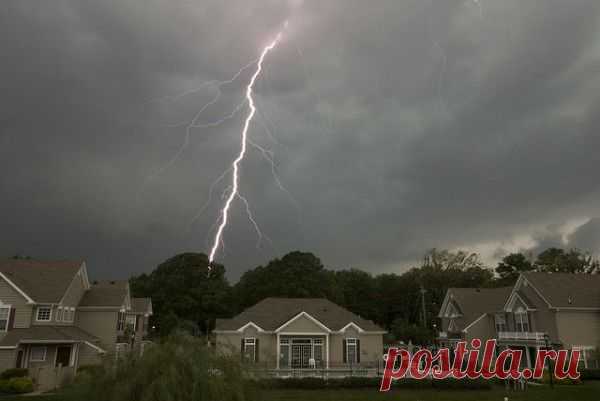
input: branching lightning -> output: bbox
[207,29,284,269]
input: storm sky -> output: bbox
[2,0,600,280]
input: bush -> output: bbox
[0,368,28,380]
[540,371,581,385]
[68,332,259,401]
[258,377,491,390]
[581,369,600,381]
[0,377,34,394]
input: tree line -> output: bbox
[129,247,599,345]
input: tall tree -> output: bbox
[130,253,232,337]
[233,251,335,311]
[535,247,599,274]
[495,252,534,283]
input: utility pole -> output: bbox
[420,285,427,327]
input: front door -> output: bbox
[15,350,23,368]
[55,346,71,367]
[291,343,312,368]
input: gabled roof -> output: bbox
[0,325,101,348]
[215,298,384,332]
[131,297,152,315]
[78,280,129,308]
[0,260,83,304]
[439,287,512,331]
[521,272,600,309]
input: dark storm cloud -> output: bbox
[2,0,600,279]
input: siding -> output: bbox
[61,268,87,309]
[0,277,32,330]
[0,349,16,371]
[76,310,118,351]
[77,343,102,367]
[279,314,327,333]
[556,310,600,348]
[518,283,560,341]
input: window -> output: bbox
[514,307,529,332]
[30,346,47,362]
[36,306,51,321]
[126,315,137,331]
[279,338,290,368]
[345,338,358,365]
[243,338,256,362]
[494,314,507,332]
[56,307,64,322]
[0,306,10,331]
[117,311,126,331]
[313,338,323,367]
[63,308,75,323]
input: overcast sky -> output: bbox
[2,0,600,280]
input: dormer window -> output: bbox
[0,306,10,331]
[494,313,507,332]
[514,306,529,332]
[36,306,52,322]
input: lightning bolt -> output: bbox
[208,30,284,269]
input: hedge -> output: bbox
[581,369,600,381]
[0,377,34,394]
[257,377,491,390]
[0,368,28,380]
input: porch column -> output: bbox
[276,333,280,370]
[525,346,532,369]
[325,334,329,369]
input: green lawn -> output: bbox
[2,382,599,401]
[261,382,600,401]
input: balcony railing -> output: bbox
[438,331,463,340]
[498,331,546,341]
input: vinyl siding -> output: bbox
[556,310,600,348]
[0,349,16,371]
[76,310,119,351]
[0,277,32,330]
[517,282,560,341]
[77,343,102,366]
[279,314,327,333]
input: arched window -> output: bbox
[514,306,529,332]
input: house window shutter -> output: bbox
[342,339,347,363]
[8,309,15,330]
[255,339,259,363]
[356,339,361,364]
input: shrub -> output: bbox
[0,368,28,380]
[68,332,259,401]
[0,377,34,394]
[581,369,600,381]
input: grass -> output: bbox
[1,381,598,401]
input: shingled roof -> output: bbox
[0,260,83,303]
[443,287,512,331]
[523,272,600,308]
[78,280,129,307]
[0,325,101,348]
[215,298,384,332]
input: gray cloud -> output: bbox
[2,0,600,279]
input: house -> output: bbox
[0,259,152,387]
[437,272,600,369]
[214,298,386,375]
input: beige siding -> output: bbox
[0,277,32,331]
[61,268,87,308]
[556,310,600,348]
[330,327,383,367]
[77,343,102,367]
[280,314,327,333]
[76,310,118,350]
[517,284,560,341]
[464,315,496,344]
[0,349,16,371]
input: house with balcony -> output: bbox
[214,298,386,376]
[0,259,152,389]
[437,272,600,370]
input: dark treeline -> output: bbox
[130,247,599,345]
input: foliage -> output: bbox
[0,377,34,394]
[0,368,28,380]
[390,318,433,345]
[233,251,335,311]
[130,253,232,337]
[534,248,600,274]
[68,333,258,401]
[257,377,490,390]
[495,253,534,283]
[581,369,600,380]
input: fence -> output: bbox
[29,365,76,392]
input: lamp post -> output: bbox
[543,333,554,389]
